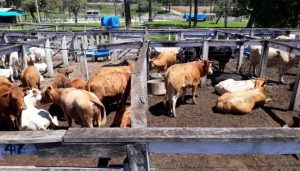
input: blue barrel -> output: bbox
[101,16,120,30]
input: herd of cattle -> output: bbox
[0,33,298,131]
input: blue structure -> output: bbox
[86,49,112,61]
[101,16,120,30]
[0,8,24,23]
[183,13,207,21]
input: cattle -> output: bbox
[71,78,86,90]
[283,115,300,128]
[51,68,74,88]
[249,34,298,83]
[216,78,271,114]
[20,66,41,89]
[0,76,12,85]
[103,59,130,67]
[34,63,47,73]
[9,52,21,76]
[20,88,59,131]
[163,59,213,117]
[29,47,54,62]
[214,77,264,95]
[96,62,136,75]
[41,87,106,128]
[0,83,27,131]
[149,51,177,71]
[110,107,131,128]
[87,72,131,108]
[0,66,14,82]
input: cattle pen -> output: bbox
[1,25,300,170]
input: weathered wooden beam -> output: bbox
[290,60,300,111]
[0,44,21,56]
[131,42,149,128]
[126,143,150,171]
[0,166,123,171]
[80,37,89,80]
[268,40,300,56]
[37,143,127,158]
[62,36,69,67]
[44,39,54,77]
[236,44,245,72]
[258,41,269,78]
[201,40,209,87]
[0,130,66,144]
[97,41,142,50]
[63,127,300,143]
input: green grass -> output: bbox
[145,20,248,28]
[149,35,176,41]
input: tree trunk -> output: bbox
[224,0,228,28]
[189,0,192,28]
[149,0,153,22]
[246,13,254,28]
[30,10,36,23]
[210,0,213,13]
[74,13,78,23]
[215,14,222,24]
[114,0,117,16]
[168,0,171,12]
[124,0,131,29]
[193,0,198,27]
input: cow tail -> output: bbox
[89,94,107,127]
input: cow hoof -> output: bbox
[192,101,197,105]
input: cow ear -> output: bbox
[66,69,74,74]
[46,86,52,92]
[22,87,31,95]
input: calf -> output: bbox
[87,72,131,108]
[29,47,54,62]
[41,87,106,128]
[214,77,264,95]
[51,68,74,88]
[216,78,270,114]
[110,107,131,128]
[21,88,58,131]
[0,66,14,82]
[149,51,177,71]
[163,59,213,117]
[34,63,47,73]
[20,66,41,89]
[0,83,27,131]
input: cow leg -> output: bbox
[172,91,180,117]
[192,86,197,104]
[167,88,174,116]
[278,67,285,84]
[66,116,72,127]
[181,88,186,103]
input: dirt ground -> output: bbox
[1,53,300,170]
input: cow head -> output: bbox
[201,59,213,75]
[57,68,74,78]
[41,86,61,104]
[25,88,42,106]
[253,77,267,89]
[0,86,28,115]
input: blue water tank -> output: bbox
[183,13,207,21]
[101,16,120,30]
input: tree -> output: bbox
[66,0,87,24]
[193,0,198,27]
[5,0,21,8]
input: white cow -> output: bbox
[0,66,14,81]
[249,34,299,83]
[29,47,54,62]
[34,62,47,73]
[20,89,58,131]
[215,79,258,95]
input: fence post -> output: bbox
[168,27,171,41]
[258,41,269,77]
[80,38,89,80]
[236,43,245,72]
[96,35,100,45]
[290,60,300,111]
[21,45,27,68]
[201,40,209,87]
[62,36,69,67]
[45,39,54,77]
[126,143,150,171]
[71,35,77,62]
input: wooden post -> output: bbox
[168,27,171,41]
[290,60,300,111]
[126,144,150,171]
[55,26,58,32]
[180,32,184,40]
[71,36,77,62]
[9,25,12,30]
[62,36,69,67]
[80,38,89,80]
[96,35,100,45]
[44,39,54,77]
[3,35,8,44]
[258,41,269,77]
[201,40,209,87]
[236,44,244,72]
[21,45,27,68]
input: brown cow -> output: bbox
[0,83,28,131]
[71,78,86,90]
[163,59,213,117]
[20,66,41,89]
[216,78,271,114]
[41,86,106,128]
[0,76,12,85]
[110,107,131,128]
[51,68,74,88]
[150,51,177,71]
[87,72,131,107]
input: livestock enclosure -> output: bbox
[1,25,300,170]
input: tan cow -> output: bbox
[163,59,213,117]
[110,107,131,128]
[0,76,12,85]
[71,78,86,90]
[150,51,177,71]
[96,62,136,76]
[216,78,271,114]
[20,66,41,89]
[87,72,131,107]
[41,87,106,128]
[0,82,28,131]
[51,68,74,88]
